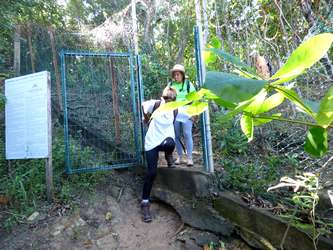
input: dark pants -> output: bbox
[142,137,175,200]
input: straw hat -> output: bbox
[170,64,185,76]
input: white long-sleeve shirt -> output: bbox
[142,99,175,151]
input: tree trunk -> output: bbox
[175,37,187,64]
[27,23,36,73]
[131,0,139,55]
[48,27,63,111]
[300,0,333,80]
[14,25,21,76]
[175,18,190,64]
[202,0,209,45]
[300,0,315,26]
[214,0,223,42]
[143,0,156,51]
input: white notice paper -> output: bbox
[5,71,51,159]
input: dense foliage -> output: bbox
[0,0,332,242]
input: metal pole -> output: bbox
[136,55,145,165]
[195,1,214,173]
[129,55,140,162]
[60,50,71,174]
[194,27,208,171]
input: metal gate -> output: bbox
[60,50,143,174]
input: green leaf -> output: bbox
[304,99,320,113]
[203,49,217,65]
[257,92,285,114]
[186,88,236,109]
[271,33,333,84]
[304,127,328,157]
[185,101,208,116]
[275,86,315,117]
[232,68,260,79]
[244,89,267,115]
[209,37,222,49]
[253,113,282,126]
[240,114,254,142]
[204,71,267,103]
[316,85,333,128]
[151,100,191,119]
[199,88,237,109]
[217,96,261,123]
[186,90,202,101]
[208,48,257,75]
[213,97,237,109]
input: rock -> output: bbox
[152,168,234,236]
[184,239,201,250]
[238,227,275,250]
[96,235,118,249]
[154,168,211,198]
[213,191,333,250]
[318,186,333,216]
[96,224,112,238]
[75,217,86,227]
[27,211,39,221]
[177,228,220,247]
[50,215,87,237]
[153,188,233,235]
[190,231,220,246]
[227,239,252,250]
[106,196,114,207]
[110,186,121,199]
[51,224,65,237]
[105,212,112,221]
[84,208,96,218]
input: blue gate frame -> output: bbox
[60,50,144,174]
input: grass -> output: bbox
[0,125,109,232]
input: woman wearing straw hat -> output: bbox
[168,64,196,166]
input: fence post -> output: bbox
[136,55,145,165]
[48,26,63,111]
[13,25,21,76]
[108,57,121,145]
[194,24,214,173]
[46,72,53,202]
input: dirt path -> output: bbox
[0,169,251,250]
[0,171,181,249]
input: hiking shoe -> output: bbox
[187,158,194,167]
[141,202,152,223]
[165,153,176,168]
[175,156,185,165]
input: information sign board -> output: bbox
[5,71,51,159]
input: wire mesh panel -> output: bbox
[60,51,141,173]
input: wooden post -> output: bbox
[109,58,121,145]
[46,72,53,202]
[14,25,21,76]
[7,160,12,177]
[48,27,63,111]
[27,23,36,73]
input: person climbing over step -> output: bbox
[141,86,178,223]
[168,64,196,167]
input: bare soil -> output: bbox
[0,168,250,250]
